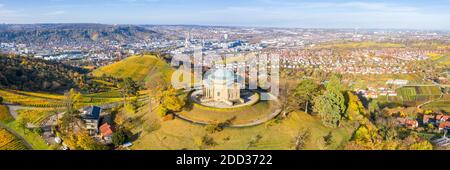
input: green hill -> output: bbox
[93,55,173,83]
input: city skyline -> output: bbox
[0,0,450,30]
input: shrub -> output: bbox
[112,129,128,147]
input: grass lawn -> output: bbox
[178,100,279,125]
[127,103,356,150]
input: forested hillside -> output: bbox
[0,54,87,91]
[0,24,162,45]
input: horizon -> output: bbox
[1,23,450,32]
[0,0,449,30]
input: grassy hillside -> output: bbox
[118,102,355,150]
[93,55,173,83]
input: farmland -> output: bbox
[422,100,450,113]
[396,85,442,106]
[0,89,125,108]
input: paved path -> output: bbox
[0,123,33,150]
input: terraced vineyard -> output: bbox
[16,109,55,125]
[0,128,28,150]
[0,89,125,108]
[0,90,63,107]
[93,55,173,82]
[92,55,174,83]
[422,100,450,113]
[396,85,442,106]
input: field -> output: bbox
[422,100,450,113]
[178,100,279,125]
[2,121,50,150]
[118,102,355,150]
[0,128,28,150]
[348,74,424,89]
[0,89,124,108]
[396,85,442,106]
[93,55,174,83]
[0,89,63,107]
[16,109,55,125]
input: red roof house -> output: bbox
[99,123,114,138]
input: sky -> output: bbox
[0,0,450,30]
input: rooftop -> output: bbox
[81,106,101,120]
[204,68,242,86]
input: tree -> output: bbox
[323,132,334,147]
[112,129,129,147]
[60,88,82,132]
[313,75,346,128]
[161,88,185,113]
[15,116,30,134]
[64,132,107,150]
[76,132,98,150]
[118,77,140,103]
[314,93,342,128]
[368,100,380,121]
[63,88,82,114]
[0,96,3,104]
[346,92,366,119]
[294,79,320,114]
[409,141,433,150]
[326,74,346,116]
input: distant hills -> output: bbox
[0,24,162,45]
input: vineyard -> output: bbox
[0,89,126,108]
[17,109,55,125]
[0,89,63,107]
[0,105,13,123]
[0,128,28,150]
[422,100,450,113]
